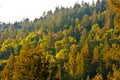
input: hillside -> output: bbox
[0,0,120,79]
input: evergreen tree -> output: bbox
[3,54,14,80]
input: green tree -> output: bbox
[75,53,84,79]
[64,44,78,79]
[92,47,99,63]
[80,29,87,45]
[112,65,120,80]
[13,43,55,80]
[80,44,91,79]
[3,54,15,80]
[107,0,120,15]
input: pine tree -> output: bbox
[3,54,14,80]
[13,43,54,80]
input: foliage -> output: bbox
[0,0,120,79]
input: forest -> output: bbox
[0,0,120,80]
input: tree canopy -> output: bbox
[0,0,120,80]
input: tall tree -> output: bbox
[13,43,55,80]
[3,54,15,80]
